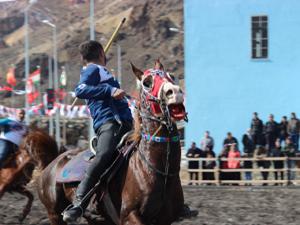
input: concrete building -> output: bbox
[185,0,300,152]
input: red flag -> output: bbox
[6,67,16,87]
[26,78,39,104]
[57,88,67,102]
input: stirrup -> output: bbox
[61,203,84,218]
[89,136,98,155]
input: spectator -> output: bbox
[202,147,216,182]
[242,128,255,154]
[270,139,284,185]
[254,145,270,185]
[200,131,214,152]
[227,144,241,185]
[243,152,253,184]
[186,142,204,185]
[219,147,230,182]
[288,112,300,150]
[250,112,264,146]
[223,132,238,150]
[203,151,216,184]
[282,137,296,183]
[264,114,279,151]
[279,116,288,145]
[242,128,255,183]
[202,150,216,180]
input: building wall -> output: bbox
[184,0,300,152]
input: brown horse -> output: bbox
[37,60,187,225]
[0,128,59,221]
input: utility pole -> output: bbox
[24,0,38,125]
[53,23,61,148]
[24,5,30,125]
[90,0,95,41]
[48,55,54,136]
[89,0,95,141]
[42,20,60,147]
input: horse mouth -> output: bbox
[168,104,186,121]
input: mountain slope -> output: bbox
[0,0,183,107]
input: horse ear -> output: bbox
[154,58,164,70]
[130,62,143,81]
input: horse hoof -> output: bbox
[18,215,25,223]
[179,204,198,219]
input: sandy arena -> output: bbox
[1,186,300,225]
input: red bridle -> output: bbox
[141,69,174,115]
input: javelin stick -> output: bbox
[70,17,126,108]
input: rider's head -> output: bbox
[17,109,25,121]
[79,40,106,65]
[253,112,258,119]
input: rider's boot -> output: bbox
[62,177,95,222]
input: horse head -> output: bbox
[131,59,186,131]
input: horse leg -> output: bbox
[0,186,4,199]
[122,211,145,225]
[14,186,34,222]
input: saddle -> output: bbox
[56,131,136,183]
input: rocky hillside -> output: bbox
[0,0,183,107]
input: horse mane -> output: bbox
[130,111,142,143]
[20,127,59,169]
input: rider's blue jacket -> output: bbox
[75,64,132,132]
[0,118,27,146]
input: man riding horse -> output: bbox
[63,40,133,222]
[0,109,27,168]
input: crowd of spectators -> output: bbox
[186,112,300,185]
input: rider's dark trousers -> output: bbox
[0,139,18,168]
[76,120,132,200]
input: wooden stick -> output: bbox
[70,18,126,108]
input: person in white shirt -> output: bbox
[0,109,27,168]
[200,131,214,151]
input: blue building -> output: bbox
[184,0,300,152]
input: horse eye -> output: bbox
[143,76,153,89]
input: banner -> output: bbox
[0,97,137,118]
[0,85,13,91]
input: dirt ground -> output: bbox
[1,186,300,225]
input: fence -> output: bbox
[180,157,300,186]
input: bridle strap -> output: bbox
[137,149,178,177]
[140,88,174,132]
[141,133,180,143]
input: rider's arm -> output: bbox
[75,67,115,100]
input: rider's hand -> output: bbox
[112,88,126,100]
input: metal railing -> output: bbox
[181,157,300,186]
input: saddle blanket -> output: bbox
[56,141,137,183]
[56,149,94,183]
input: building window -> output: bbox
[251,16,268,59]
